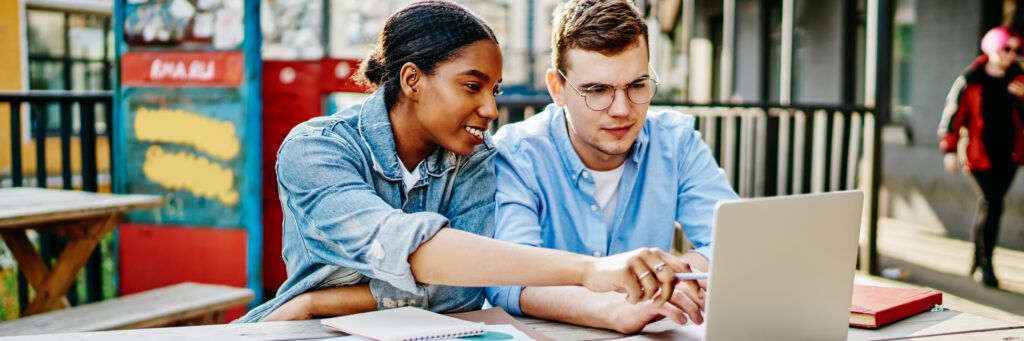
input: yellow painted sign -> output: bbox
[134,107,240,161]
[142,145,239,206]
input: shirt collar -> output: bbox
[356,90,460,180]
[548,105,648,184]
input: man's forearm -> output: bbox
[302,284,378,317]
[520,286,619,329]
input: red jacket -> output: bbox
[938,55,1024,171]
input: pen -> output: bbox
[675,272,708,281]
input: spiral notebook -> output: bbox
[320,307,486,341]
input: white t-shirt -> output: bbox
[589,162,626,229]
[401,162,423,194]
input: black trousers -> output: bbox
[969,165,1018,273]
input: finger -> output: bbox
[622,272,643,304]
[634,249,662,301]
[622,258,645,303]
[657,302,688,325]
[697,278,709,291]
[671,288,705,325]
[652,250,693,300]
[641,249,677,302]
[656,250,691,274]
[631,259,660,302]
[678,279,705,310]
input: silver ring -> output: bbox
[637,271,651,281]
[654,263,666,272]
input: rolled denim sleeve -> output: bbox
[368,147,497,312]
[369,278,428,309]
[676,129,739,261]
[276,132,448,295]
[486,142,543,315]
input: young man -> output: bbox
[485,0,738,334]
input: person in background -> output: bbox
[939,25,1024,288]
[235,0,688,323]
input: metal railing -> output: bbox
[0,90,114,312]
[495,97,875,199]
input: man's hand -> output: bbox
[262,293,313,321]
[675,252,708,311]
[1008,80,1024,99]
[605,282,706,334]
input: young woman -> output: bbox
[939,26,1024,288]
[236,1,686,322]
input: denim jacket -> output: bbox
[235,90,496,322]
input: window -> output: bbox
[25,9,112,137]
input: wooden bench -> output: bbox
[0,282,253,336]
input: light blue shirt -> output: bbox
[485,104,737,315]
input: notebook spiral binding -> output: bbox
[401,327,485,340]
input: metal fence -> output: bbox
[496,97,876,199]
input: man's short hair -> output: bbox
[551,0,649,72]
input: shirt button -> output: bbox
[582,172,590,179]
[590,204,599,212]
[593,251,602,257]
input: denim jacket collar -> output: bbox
[548,104,648,183]
[357,90,475,180]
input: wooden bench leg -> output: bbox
[0,230,71,312]
[211,310,225,324]
[16,214,120,315]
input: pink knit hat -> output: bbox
[981,26,1023,55]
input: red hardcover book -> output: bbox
[850,284,942,329]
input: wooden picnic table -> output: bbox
[0,188,162,316]
[1,307,1019,340]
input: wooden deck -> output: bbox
[877,217,1024,323]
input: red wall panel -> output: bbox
[261,61,324,292]
[118,223,249,320]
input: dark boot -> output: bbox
[980,257,999,287]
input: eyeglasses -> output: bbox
[556,66,661,111]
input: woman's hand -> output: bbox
[943,153,960,175]
[581,247,689,304]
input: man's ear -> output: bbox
[400,62,422,102]
[546,69,566,107]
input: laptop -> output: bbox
[646,191,864,340]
